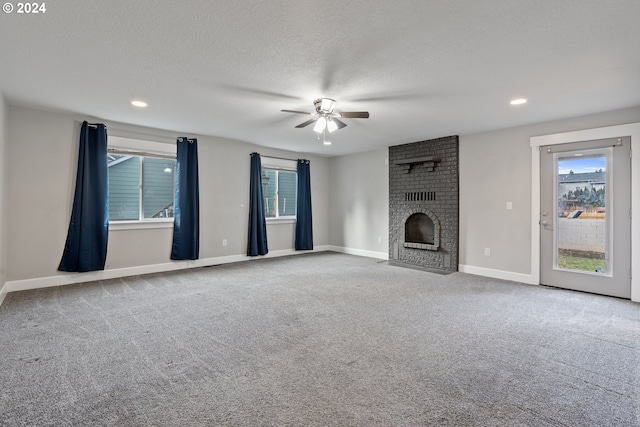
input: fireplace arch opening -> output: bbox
[405,213,434,245]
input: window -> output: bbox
[262,168,297,219]
[107,137,176,222]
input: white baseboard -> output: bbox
[458,264,537,285]
[327,245,389,260]
[0,282,7,307]
[0,251,541,307]
[4,246,332,295]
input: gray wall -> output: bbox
[4,103,639,285]
[6,105,329,281]
[328,148,388,256]
[0,95,7,292]
[459,106,640,275]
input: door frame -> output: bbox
[530,122,640,302]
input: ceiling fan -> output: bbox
[281,98,369,133]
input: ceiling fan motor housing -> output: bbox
[314,98,336,114]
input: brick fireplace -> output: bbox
[389,136,459,271]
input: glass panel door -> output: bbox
[554,149,610,276]
[540,137,631,299]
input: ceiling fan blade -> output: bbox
[295,118,317,128]
[337,111,369,119]
[281,109,312,115]
[333,118,347,129]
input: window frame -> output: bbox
[261,157,298,224]
[107,136,177,230]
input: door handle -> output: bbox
[541,220,553,230]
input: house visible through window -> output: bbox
[108,151,176,222]
[262,168,297,219]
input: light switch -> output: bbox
[506,202,513,210]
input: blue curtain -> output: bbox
[247,152,268,256]
[171,137,200,260]
[295,159,313,250]
[58,121,109,272]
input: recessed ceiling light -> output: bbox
[323,140,332,146]
[131,100,148,108]
[510,98,527,105]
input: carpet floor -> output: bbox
[0,252,638,426]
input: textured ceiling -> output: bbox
[1,1,639,156]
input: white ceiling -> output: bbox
[1,1,639,156]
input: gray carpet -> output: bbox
[0,252,638,426]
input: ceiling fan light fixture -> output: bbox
[282,98,369,132]
[321,98,336,113]
[315,98,336,114]
[313,116,327,133]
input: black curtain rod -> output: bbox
[84,122,192,143]
[107,147,176,160]
[257,154,300,162]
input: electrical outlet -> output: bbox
[506,202,513,210]
[222,239,227,247]
[378,236,382,243]
[484,248,491,256]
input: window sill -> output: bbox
[266,218,296,225]
[109,220,174,231]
